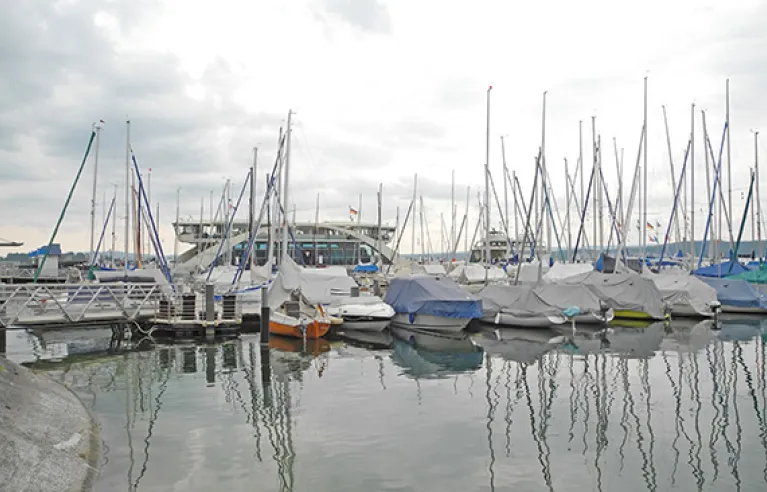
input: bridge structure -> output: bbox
[173,220,399,269]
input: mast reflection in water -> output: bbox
[14,317,767,492]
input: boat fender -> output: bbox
[408,313,416,324]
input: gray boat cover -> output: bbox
[267,256,382,308]
[551,271,666,319]
[478,284,604,318]
[643,271,717,316]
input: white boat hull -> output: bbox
[718,304,767,314]
[490,312,567,328]
[340,319,391,332]
[667,304,714,318]
[391,313,471,333]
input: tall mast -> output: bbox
[541,91,550,251]
[512,170,519,243]
[578,120,584,257]
[111,184,117,269]
[281,110,293,265]
[484,85,492,283]
[690,104,696,266]
[465,186,471,255]
[174,188,180,268]
[565,157,571,254]
[642,76,648,264]
[501,136,509,242]
[411,174,417,256]
[451,169,456,252]
[756,131,762,259]
[377,184,383,267]
[89,122,102,264]
[124,120,131,272]
[147,168,152,257]
[592,116,598,255]
[419,195,425,263]
[726,79,732,228]
[250,148,258,238]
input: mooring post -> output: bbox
[0,327,6,355]
[205,283,215,339]
[260,286,270,346]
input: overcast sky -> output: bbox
[2,0,767,256]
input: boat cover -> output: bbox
[384,276,482,319]
[694,261,750,277]
[551,271,666,319]
[353,263,379,273]
[731,263,767,284]
[509,262,544,283]
[448,264,506,284]
[478,284,603,318]
[543,263,593,282]
[644,271,718,316]
[699,277,767,309]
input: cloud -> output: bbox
[314,0,391,33]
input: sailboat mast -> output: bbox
[484,85,492,283]
[111,184,117,269]
[465,186,471,256]
[281,110,293,264]
[419,195,425,263]
[690,104,696,265]
[591,116,598,255]
[541,91,550,252]
[451,169,456,253]
[89,123,102,264]
[501,136,509,244]
[755,131,762,259]
[173,188,180,268]
[643,76,649,265]
[377,184,383,266]
[726,79,732,227]
[124,120,131,272]
[578,120,584,259]
[411,174,417,257]
[565,158,571,254]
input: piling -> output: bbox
[260,286,270,346]
[0,327,6,355]
[205,346,216,386]
[205,283,215,339]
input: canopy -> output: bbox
[694,261,750,278]
[643,270,718,316]
[478,283,603,318]
[699,277,767,309]
[384,276,482,319]
[551,271,666,319]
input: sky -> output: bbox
[2,0,767,257]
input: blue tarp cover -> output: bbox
[353,263,379,272]
[384,276,482,319]
[699,277,767,309]
[694,261,750,278]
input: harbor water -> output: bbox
[6,318,767,492]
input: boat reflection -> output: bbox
[336,328,394,349]
[390,326,483,379]
[557,321,666,359]
[473,324,564,364]
[718,316,767,342]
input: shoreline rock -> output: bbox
[0,356,100,492]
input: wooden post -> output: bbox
[260,286,270,346]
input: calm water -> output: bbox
[7,318,767,492]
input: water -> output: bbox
[7,318,767,492]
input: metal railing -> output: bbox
[0,283,164,327]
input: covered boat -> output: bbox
[643,271,719,317]
[478,284,612,328]
[549,271,667,320]
[694,260,750,278]
[698,277,767,314]
[267,260,332,339]
[298,266,394,331]
[384,276,482,333]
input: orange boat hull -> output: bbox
[269,319,330,339]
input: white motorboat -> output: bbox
[325,296,394,332]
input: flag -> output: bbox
[349,207,358,221]
[646,222,654,230]
[99,119,105,123]
[650,234,659,243]
[656,220,661,228]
